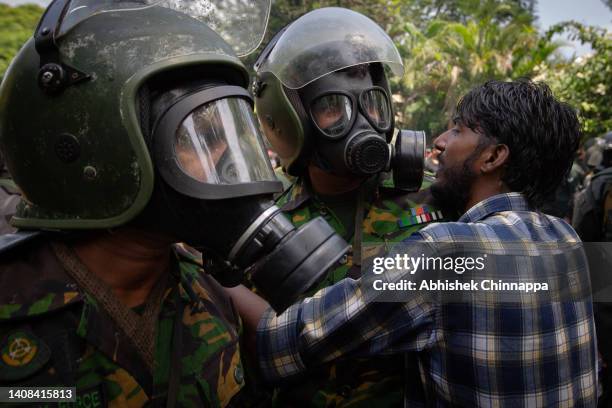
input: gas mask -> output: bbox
[300,67,425,191]
[142,78,349,312]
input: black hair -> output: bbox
[455,79,581,209]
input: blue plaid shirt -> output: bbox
[257,193,598,406]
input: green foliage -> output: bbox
[0,3,43,83]
[537,22,612,139]
[395,0,556,138]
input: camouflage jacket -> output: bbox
[0,239,246,407]
[272,172,444,408]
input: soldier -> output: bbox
[573,132,612,241]
[251,8,445,406]
[572,132,612,406]
[0,1,348,406]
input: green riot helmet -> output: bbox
[253,7,425,191]
[0,0,348,313]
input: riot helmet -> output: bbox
[0,0,348,312]
[253,7,425,191]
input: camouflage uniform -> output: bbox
[271,173,443,407]
[0,239,246,407]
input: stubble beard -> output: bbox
[431,155,479,216]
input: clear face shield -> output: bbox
[255,7,403,89]
[57,0,270,57]
[34,0,270,94]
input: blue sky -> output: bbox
[4,0,611,56]
[536,0,612,56]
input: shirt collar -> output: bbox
[458,192,531,223]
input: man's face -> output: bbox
[431,122,486,214]
[174,108,230,184]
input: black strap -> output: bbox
[352,183,367,267]
[166,288,184,408]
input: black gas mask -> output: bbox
[300,67,425,191]
[139,77,349,312]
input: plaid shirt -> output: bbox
[257,193,598,407]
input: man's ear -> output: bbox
[480,144,509,174]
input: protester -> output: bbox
[231,79,597,406]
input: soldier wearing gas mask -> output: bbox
[251,7,445,407]
[0,1,347,405]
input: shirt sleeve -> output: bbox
[256,232,439,383]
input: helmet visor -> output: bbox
[174,97,275,185]
[257,7,404,89]
[58,0,270,56]
[310,93,354,139]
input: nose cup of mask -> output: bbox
[393,130,426,191]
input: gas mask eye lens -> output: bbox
[360,88,391,131]
[175,120,217,183]
[170,97,274,186]
[310,94,353,138]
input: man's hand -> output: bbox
[224,285,270,354]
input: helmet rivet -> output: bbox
[38,63,66,93]
[41,71,54,84]
[83,166,97,181]
[41,27,50,36]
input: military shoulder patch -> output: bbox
[397,205,443,228]
[0,330,51,381]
